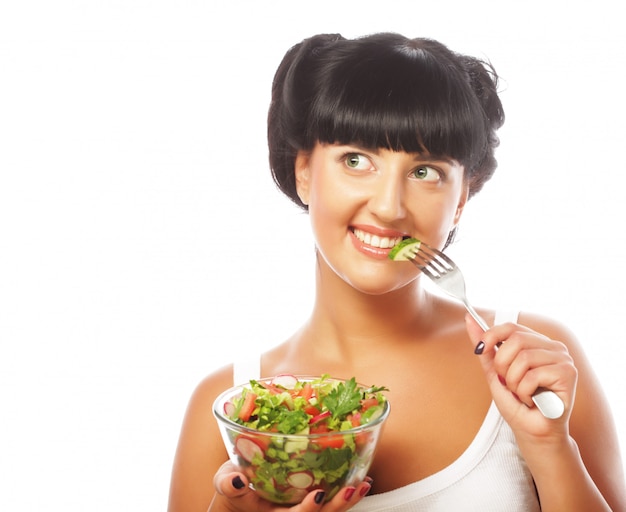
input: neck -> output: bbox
[304,254,434,352]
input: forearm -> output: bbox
[522,436,611,511]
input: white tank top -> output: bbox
[232,311,541,511]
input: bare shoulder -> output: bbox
[188,364,235,410]
[517,311,597,369]
[517,310,604,404]
[520,311,626,508]
[517,311,578,344]
[168,364,234,512]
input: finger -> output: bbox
[491,331,567,384]
[465,311,522,351]
[499,346,557,401]
[312,481,372,511]
[293,489,326,510]
[503,350,575,409]
[465,314,497,381]
[213,463,249,498]
[465,314,528,408]
[464,312,485,348]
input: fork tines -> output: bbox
[411,243,454,278]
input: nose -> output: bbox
[367,172,407,222]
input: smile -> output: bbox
[352,228,403,249]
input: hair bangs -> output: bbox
[307,41,487,167]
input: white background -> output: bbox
[1,1,624,510]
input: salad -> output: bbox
[216,374,389,504]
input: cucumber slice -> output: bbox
[388,238,421,261]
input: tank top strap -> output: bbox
[232,354,261,386]
[493,310,519,325]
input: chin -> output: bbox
[344,275,415,296]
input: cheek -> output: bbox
[407,196,462,244]
[308,169,357,219]
[305,171,364,253]
[308,179,347,236]
[438,200,465,240]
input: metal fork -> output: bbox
[405,242,565,420]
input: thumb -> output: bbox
[213,462,250,498]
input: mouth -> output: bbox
[352,228,405,250]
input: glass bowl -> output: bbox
[213,375,390,504]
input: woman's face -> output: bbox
[295,142,468,295]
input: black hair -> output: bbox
[268,32,505,209]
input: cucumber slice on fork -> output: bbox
[388,238,421,261]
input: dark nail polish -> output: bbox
[232,475,245,490]
[360,483,372,497]
[314,491,326,504]
[474,341,485,355]
[344,487,356,500]
[498,374,507,386]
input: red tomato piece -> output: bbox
[360,398,379,411]
[238,392,258,422]
[299,382,314,401]
[348,412,361,427]
[311,433,345,449]
[304,404,321,416]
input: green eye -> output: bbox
[412,166,440,182]
[345,154,363,168]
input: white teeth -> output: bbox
[353,228,402,249]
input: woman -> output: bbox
[168,33,625,511]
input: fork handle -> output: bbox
[530,388,566,420]
[465,302,490,331]
[465,301,565,420]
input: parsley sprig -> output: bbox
[324,377,363,419]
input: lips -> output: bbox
[352,228,403,249]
